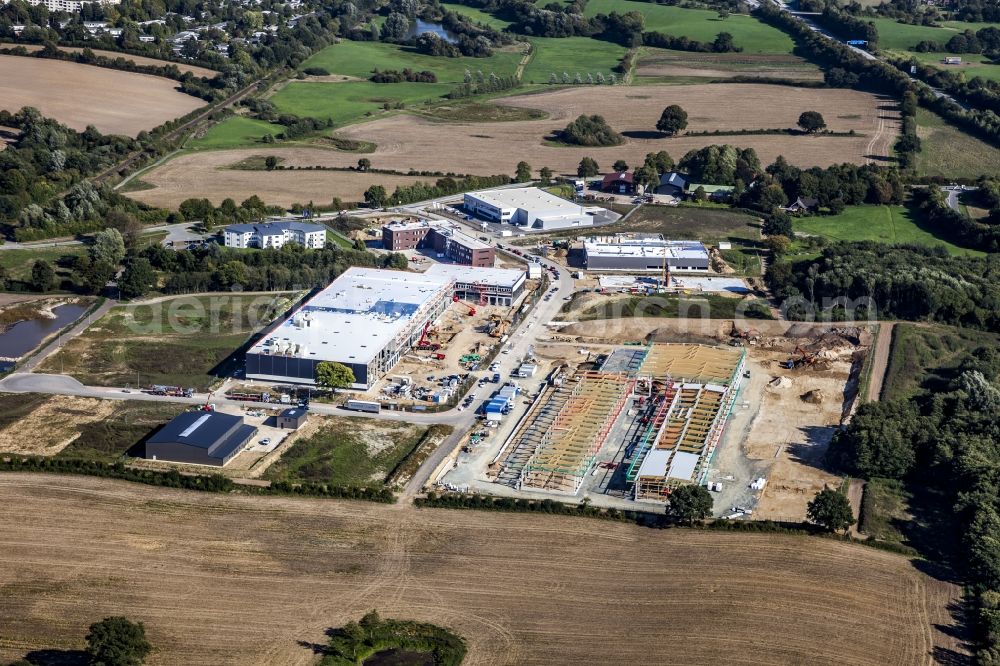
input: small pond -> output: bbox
[0,302,89,358]
[404,19,458,43]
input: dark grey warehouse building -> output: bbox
[145,411,257,467]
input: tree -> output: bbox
[577,157,600,178]
[765,235,791,254]
[364,185,388,208]
[86,616,151,666]
[357,158,371,171]
[763,211,793,237]
[515,161,532,183]
[118,258,155,299]
[264,156,278,171]
[559,114,624,147]
[539,166,553,184]
[826,401,919,479]
[91,228,126,266]
[656,105,688,136]
[316,361,355,390]
[30,259,57,292]
[633,166,659,191]
[807,487,855,533]
[613,159,629,173]
[380,12,409,41]
[797,111,827,133]
[644,150,674,174]
[692,185,707,202]
[81,260,115,294]
[667,485,713,525]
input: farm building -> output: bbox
[245,266,526,389]
[145,411,257,467]
[690,184,734,202]
[464,187,609,231]
[277,408,308,430]
[656,172,688,197]
[382,219,495,267]
[601,171,637,195]
[784,196,819,213]
[223,221,326,249]
[583,234,710,273]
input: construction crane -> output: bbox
[661,254,671,292]
[415,321,440,351]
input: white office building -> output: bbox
[584,234,711,273]
[464,187,609,231]
[14,0,120,12]
[223,221,326,250]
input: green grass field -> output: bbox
[584,0,795,54]
[883,323,1000,401]
[0,246,87,290]
[264,418,432,488]
[299,39,524,83]
[270,80,456,126]
[874,18,1000,81]
[794,204,984,256]
[188,116,285,150]
[899,50,1000,83]
[39,293,299,390]
[915,108,1000,180]
[442,1,513,30]
[59,402,187,462]
[522,36,626,83]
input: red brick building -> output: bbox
[382,220,495,267]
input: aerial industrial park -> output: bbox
[1,0,995,659]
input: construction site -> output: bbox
[437,318,872,521]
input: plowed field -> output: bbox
[0,474,963,665]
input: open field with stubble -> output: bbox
[0,55,206,136]
[135,83,901,206]
[0,474,964,665]
[324,83,900,175]
[126,148,435,208]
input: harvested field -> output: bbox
[0,55,205,136]
[126,149,435,208]
[0,474,963,665]
[0,395,115,455]
[327,84,899,175]
[0,43,217,78]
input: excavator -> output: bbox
[487,314,511,338]
[785,345,819,369]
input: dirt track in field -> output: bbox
[127,149,437,208]
[0,55,205,136]
[0,474,964,665]
[0,43,217,78]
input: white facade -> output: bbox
[464,187,600,230]
[17,0,120,12]
[223,221,326,250]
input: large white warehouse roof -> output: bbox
[247,267,452,367]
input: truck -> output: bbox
[225,390,272,403]
[147,385,194,398]
[346,399,381,413]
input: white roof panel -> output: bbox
[667,451,701,482]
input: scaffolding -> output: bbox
[520,371,633,494]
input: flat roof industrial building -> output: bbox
[584,234,710,273]
[382,219,495,267]
[245,266,527,389]
[464,187,609,231]
[146,411,257,467]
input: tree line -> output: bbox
[825,345,1000,661]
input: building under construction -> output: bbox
[621,344,746,502]
[495,343,744,499]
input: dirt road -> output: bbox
[867,322,895,402]
[0,474,963,666]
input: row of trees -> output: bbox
[825,346,1000,660]
[766,242,1000,330]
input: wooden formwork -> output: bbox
[521,371,632,494]
[640,344,743,385]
